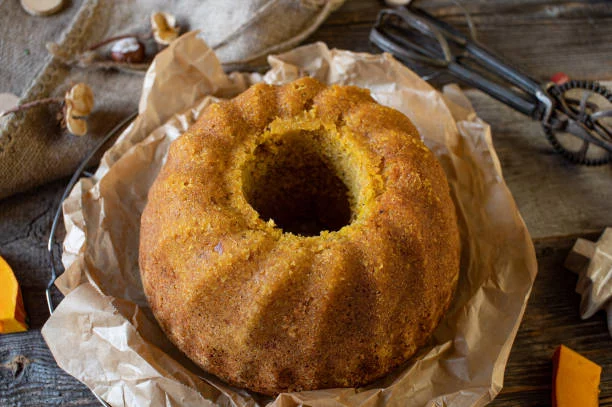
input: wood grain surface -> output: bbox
[1,0,611,406]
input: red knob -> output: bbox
[551,72,570,85]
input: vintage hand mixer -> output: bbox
[370,5,612,165]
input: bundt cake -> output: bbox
[139,77,460,395]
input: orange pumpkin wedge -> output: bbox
[552,345,601,407]
[0,255,28,333]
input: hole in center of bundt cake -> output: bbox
[242,129,355,237]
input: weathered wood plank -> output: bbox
[0,179,66,328]
[1,178,611,405]
[2,188,610,406]
[465,85,612,241]
[315,1,612,81]
[0,179,96,407]
[2,1,612,405]
[327,0,612,24]
[0,331,99,407]
[313,0,612,240]
[492,237,612,406]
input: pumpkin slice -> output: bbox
[0,255,28,333]
[552,345,601,407]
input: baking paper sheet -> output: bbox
[42,31,538,407]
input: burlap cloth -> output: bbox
[0,0,344,200]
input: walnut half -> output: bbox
[151,12,179,46]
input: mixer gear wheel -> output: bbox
[544,80,612,165]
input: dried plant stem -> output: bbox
[0,97,63,117]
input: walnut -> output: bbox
[64,83,94,136]
[65,117,88,137]
[0,82,95,137]
[151,12,179,46]
[64,83,94,117]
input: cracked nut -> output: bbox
[110,37,145,63]
[65,116,88,136]
[64,83,94,136]
[151,12,179,46]
[64,83,94,117]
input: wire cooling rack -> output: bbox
[45,111,137,407]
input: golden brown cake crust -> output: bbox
[139,77,460,395]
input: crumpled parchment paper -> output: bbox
[41,31,538,407]
[565,228,612,338]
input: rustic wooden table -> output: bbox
[1,1,611,406]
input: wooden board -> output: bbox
[465,87,612,240]
[493,237,612,406]
[309,0,612,240]
[2,0,612,405]
[0,179,96,406]
[317,1,612,81]
[1,181,609,405]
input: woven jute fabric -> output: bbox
[0,0,344,200]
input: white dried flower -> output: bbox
[151,12,179,46]
[110,37,146,63]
